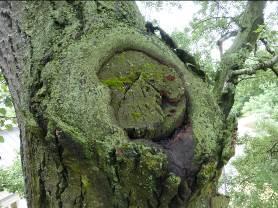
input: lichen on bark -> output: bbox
[0,1,233,207]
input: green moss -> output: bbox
[196,162,218,187]
[101,71,140,92]
[81,175,90,189]
[159,174,181,208]
[141,70,164,80]
[211,195,230,208]
[187,184,212,208]
[131,111,142,120]
[102,79,127,91]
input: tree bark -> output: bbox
[0,1,261,208]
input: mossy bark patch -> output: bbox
[98,51,186,140]
[2,1,232,206]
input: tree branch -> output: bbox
[194,16,239,27]
[217,30,239,57]
[0,115,16,119]
[267,141,278,157]
[231,55,278,77]
[233,75,257,85]
[259,38,276,56]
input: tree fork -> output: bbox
[214,1,266,118]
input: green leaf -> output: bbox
[4,97,13,107]
[0,135,4,143]
[254,24,265,33]
[0,108,7,115]
[5,124,13,130]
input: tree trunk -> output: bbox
[0,1,260,207]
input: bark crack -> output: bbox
[38,152,47,208]
[7,35,19,71]
[79,177,85,208]
[55,130,69,208]
[0,6,12,29]
[74,175,85,208]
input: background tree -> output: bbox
[0,1,276,208]
[220,113,278,207]
[0,154,25,196]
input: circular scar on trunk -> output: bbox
[98,50,187,141]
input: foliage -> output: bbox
[0,155,25,196]
[231,70,278,116]
[220,78,278,207]
[0,73,16,134]
[241,82,278,116]
[173,1,277,87]
[172,29,192,51]
[167,2,246,86]
[224,120,278,208]
[191,1,246,51]
[138,1,182,12]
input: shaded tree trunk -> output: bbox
[0,1,265,208]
